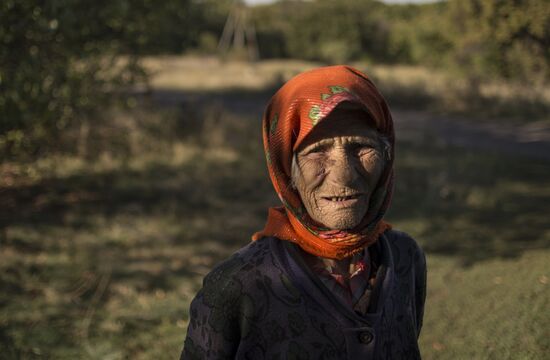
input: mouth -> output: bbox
[321,193,364,207]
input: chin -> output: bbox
[309,201,368,231]
[327,222,362,231]
[321,212,364,231]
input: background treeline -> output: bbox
[1,0,549,159]
[251,0,549,83]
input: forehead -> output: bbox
[298,105,378,150]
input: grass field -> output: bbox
[1,58,549,359]
[144,56,550,122]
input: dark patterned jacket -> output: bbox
[181,230,427,359]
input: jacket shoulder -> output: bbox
[384,229,426,272]
[183,240,275,359]
[201,237,274,290]
[385,229,423,253]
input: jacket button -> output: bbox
[358,330,373,344]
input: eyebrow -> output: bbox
[300,136,381,154]
[300,141,330,154]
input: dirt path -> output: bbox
[150,88,550,161]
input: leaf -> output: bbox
[308,105,322,125]
[329,85,349,94]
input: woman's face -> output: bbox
[292,107,385,230]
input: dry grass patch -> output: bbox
[141,56,550,122]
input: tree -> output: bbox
[446,0,550,84]
[0,0,199,159]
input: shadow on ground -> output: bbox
[2,94,548,263]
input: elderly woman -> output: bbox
[181,66,427,359]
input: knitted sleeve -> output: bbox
[180,255,252,360]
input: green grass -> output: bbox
[1,61,549,358]
[390,142,550,263]
[0,108,274,359]
[421,250,549,359]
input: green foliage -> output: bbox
[250,0,549,84]
[0,0,202,159]
[252,0,410,63]
[252,1,295,58]
[384,3,453,66]
[445,0,550,84]
[253,0,390,63]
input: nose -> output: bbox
[325,148,358,186]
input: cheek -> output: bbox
[360,152,384,185]
[297,156,326,190]
[293,157,327,215]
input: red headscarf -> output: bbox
[253,65,394,260]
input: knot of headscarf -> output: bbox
[252,65,394,260]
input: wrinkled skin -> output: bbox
[292,106,385,230]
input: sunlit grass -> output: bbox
[421,250,549,360]
[142,55,319,92]
[389,143,550,262]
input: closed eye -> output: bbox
[303,144,330,155]
[350,143,376,155]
